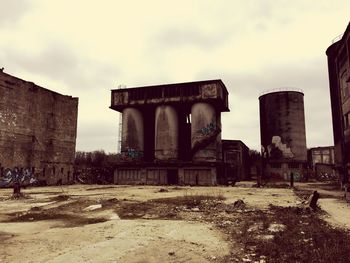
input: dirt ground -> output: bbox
[0,183,299,263]
[0,183,349,263]
[295,182,350,229]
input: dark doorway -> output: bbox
[167,169,178,185]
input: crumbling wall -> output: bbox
[0,71,78,185]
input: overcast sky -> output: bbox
[1,0,349,153]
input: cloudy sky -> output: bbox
[1,0,349,153]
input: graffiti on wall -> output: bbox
[113,92,128,105]
[192,121,221,155]
[202,84,217,98]
[122,148,144,160]
[0,167,38,187]
[198,122,217,136]
[288,171,301,182]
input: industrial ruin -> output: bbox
[326,22,350,183]
[0,70,78,186]
[308,146,335,179]
[259,90,307,180]
[110,79,248,185]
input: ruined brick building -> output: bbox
[110,79,248,185]
[0,70,78,185]
[222,140,250,181]
[308,146,335,179]
[326,22,350,183]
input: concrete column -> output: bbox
[121,107,144,160]
[191,102,221,161]
[155,105,178,160]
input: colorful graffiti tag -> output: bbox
[121,148,144,160]
[0,167,38,187]
[198,122,217,136]
[286,171,301,182]
[191,121,221,156]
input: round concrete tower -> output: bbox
[191,102,221,162]
[155,105,179,160]
[121,107,144,160]
[259,90,307,180]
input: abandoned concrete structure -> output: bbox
[110,79,235,185]
[308,146,335,179]
[222,140,250,181]
[326,22,350,183]
[259,90,307,181]
[0,70,78,185]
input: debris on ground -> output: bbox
[109,213,120,220]
[308,191,320,210]
[51,194,70,202]
[267,223,286,233]
[158,188,169,193]
[2,185,350,263]
[83,204,102,211]
[233,199,246,209]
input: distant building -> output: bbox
[259,90,307,181]
[222,140,250,181]
[0,70,78,185]
[326,22,350,183]
[308,146,335,178]
[110,79,234,185]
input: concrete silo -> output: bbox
[110,79,230,185]
[259,90,307,180]
[121,107,144,160]
[155,105,179,160]
[191,102,221,162]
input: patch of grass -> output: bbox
[86,186,119,191]
[50,199,99,213]
[101,198,119,207]
[116,201,155,219]
[27,191,61,195]
[154,194,225,208]
[232,206,350,263]
[50,194,70,202]
[64,217,108,227]
[114,194,225,219]
[3,211,107,227]
[263,182,291,188]
[293,188,313,200]
[171,186,184,190]
[9,193,31,200]
[294,187,336,200]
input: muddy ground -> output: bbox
[0,183,349,263]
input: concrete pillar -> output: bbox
[155,105,178,160]
[191,102,221,161]
[121,108,144,160]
